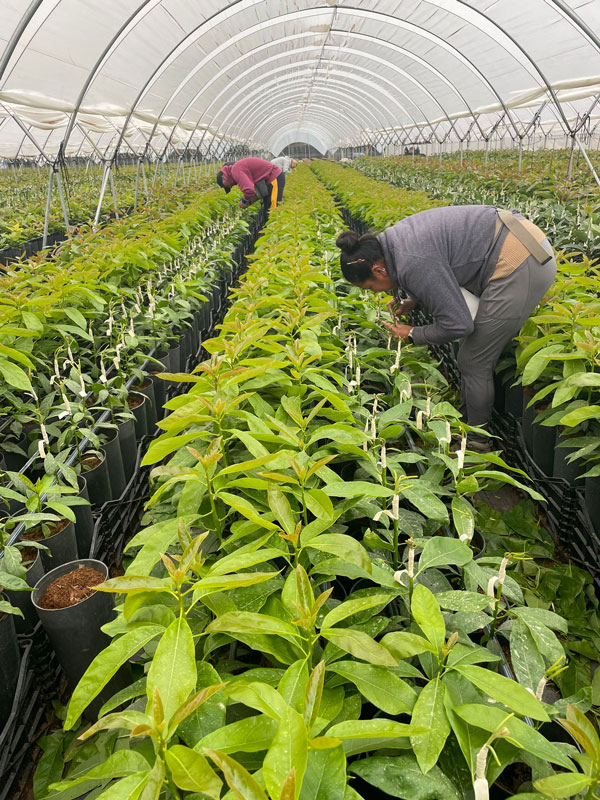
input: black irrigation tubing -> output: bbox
[0,204,266,555]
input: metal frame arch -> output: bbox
[549,0,600,54]
[231,93,380,144]
[110,3,523,159]
[0,0,44,85]
[161,48,431,161]
[180,37,446,130]
[214,67,414,142]
[145,4,509,150]
[452,0,573,133]
[142,29,439,158]
[253,109,362,147]
[169,37,457,155]
[266,123,333,155]
[219,77,399,144]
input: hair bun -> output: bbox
[336,230,360,254]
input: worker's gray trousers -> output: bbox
[457,239,557,429]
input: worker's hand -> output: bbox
[238,200,250,209]
[383,321,413,342]
[387,297,416,319]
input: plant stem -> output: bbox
[393,517,399,570]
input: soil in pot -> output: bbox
[32,559,132,719]
[38,566,105,609]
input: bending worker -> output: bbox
[271,156,298,201]
[217,157,284,213]
[336,205,557,451]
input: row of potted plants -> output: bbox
[354,152,600,260]
[0,186,260,735]
[341,157,600,531]
[0,162,212,254]
[32,164,600,800]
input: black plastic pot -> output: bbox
[167,343,181,374]
[128,392,148,440]
[134,379,158,432]
[74,475,94,558]
[183,327,194,365]
[553,431,584,486]
[493,371,506,414]
[504,380,523,419]
[32,560,132,721]
[0,604,20,730]
[102,427,127,500]
[81,450,112,508]
[5,550,44,635]
[531,409,557,477]
[117,417,137,483]
[585,476,600,534]
[150,373,166,421]
[2,432,29,472]
[37,519,79,572]
[521,388,536,454]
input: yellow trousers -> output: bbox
[270,179,278,210]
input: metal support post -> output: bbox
[573,134,600,191]
[54,167,70,230]
[108,166,119,216]
[518,137,523,173]
[567,134,576,180]
[94,163,111,227]
[134,159,141,208]
[42,166,55,248]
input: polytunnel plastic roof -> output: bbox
[1,0,600,159]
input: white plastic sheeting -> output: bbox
[1,0,600,159]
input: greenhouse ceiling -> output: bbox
[0,0,599,159]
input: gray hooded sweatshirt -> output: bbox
[377,205,508,345]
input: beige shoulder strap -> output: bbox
[497,210,552,264]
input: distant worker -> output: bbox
[271,155,298,173]
[271,156,298,201]
[335,206,557,451]
[216,157,284,213]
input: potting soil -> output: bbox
[38,566,105,609]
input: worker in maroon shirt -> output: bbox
[217,157,284,214]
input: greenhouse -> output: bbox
[1,1,600,798]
